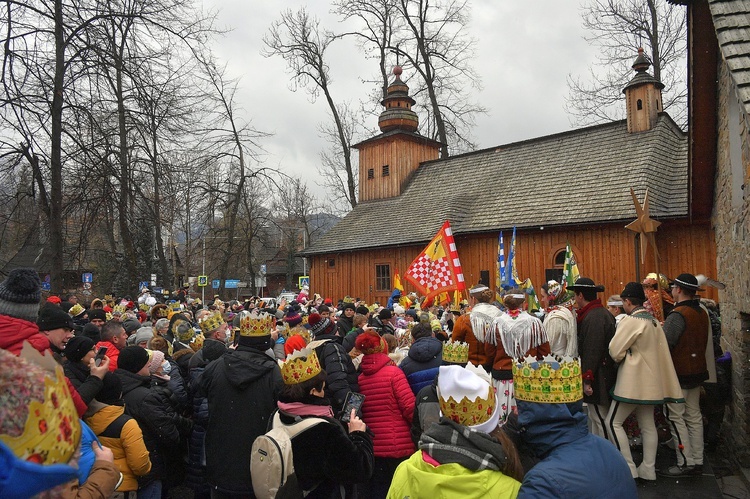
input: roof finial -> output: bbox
[393,65,403,77]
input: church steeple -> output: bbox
[378,66,419,132]
[353,67,441,203]
[623,48,665,133]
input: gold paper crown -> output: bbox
[199,312,225,335]
[289,324,311,343]
[138,303,150,312]
[68,304,85,317]
[280,347,322,385]
[104,294,114,302]
[300,315,309,326]
[438,364,497,427]
[113,304,126,314]
[442,340,469,364]
[105,312,113,321]
[239,310,274,337]
[343,296,355,304]
[512,355,583,403]
[0,344,81,465]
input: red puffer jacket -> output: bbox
[358,352,416,458]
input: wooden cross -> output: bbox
[625,187,661,265]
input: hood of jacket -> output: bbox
[407,336,443,363]
[517,400,588,457]
[359,352,393,376]
[86,404,125,434]
[0,314,50,355]
[221,347,278,389]
[115,368,151,394]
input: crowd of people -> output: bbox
[0,266,730,499]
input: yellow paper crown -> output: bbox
[288,324,311,343]
[280,347,322,385]
[343,296,355,304]
[0,344,81,465]
[113,304,126,314]
[138,303,150,312]
[239,310,274,337]
[442,340,469,364]
[68,304,85,317]
[438,364,497,428]
[512,355,583,403]
[199,312,225,335]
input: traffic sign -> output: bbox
[225,279,240,289]
[150,274,157,286]
[298,276,310,288]
[83,282,92,290]
[212,279,220,289]
[198,275,208,287]
[260,264,267,275]
[41,282,51,291]
[139,281,149,291]
[82,272,93,283]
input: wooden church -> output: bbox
[301,56,718,304]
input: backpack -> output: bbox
[250,412,326,499]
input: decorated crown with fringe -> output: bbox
[279,346,322,385]
[442,340,469,364]
[198,312,225,335]
[239,310,274,337]
[512,355,583,403]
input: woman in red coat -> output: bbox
[356,332,415,499]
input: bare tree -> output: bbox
[264,8,358,209]
[566,0,687,127]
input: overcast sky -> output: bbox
[201,1,642,201]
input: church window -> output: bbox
[367,168,374,180]
[637,99,643,110]
[375,264,391,291]
[554,249,566,267]
[382,165,390,176]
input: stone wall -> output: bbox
[713,61,750,466]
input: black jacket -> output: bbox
[277,401,374,499]
[400,336,443,377]
[63,360,104,405]
[199,346,283,494]
[313,334,359,412]
[336,316,354,339]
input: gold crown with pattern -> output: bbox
[198,312,225,335]
[0,344,81,465]
[438,363,497,428]
[512,355,583,403]
[138,303,150,312]
[279,347,322,385]
[442,340,469,364]
[239,310,274,337]
[113,304,127,314]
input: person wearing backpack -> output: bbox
[251,346,374,499]
[85,372,152,497]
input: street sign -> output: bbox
[82,272,93,283]
[139,281,149,291]
[44,274,51,283]
[152,287,163,294]
[41,282,51,291]
[260,264,267,275]
[225,279,240,289]
[198,275,208,287]
[298,276,310,288]
[237,281,248,288]
[212,279,220,289]
[150,274,157,286]
[83,282,92,290]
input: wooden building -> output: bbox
[301,56,718,305]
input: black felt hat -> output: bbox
[620,282,646,302]
[669,273,704,292]
[567,277,605,293]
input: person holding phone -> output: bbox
[62,335,110,405]
[274,347,374,498]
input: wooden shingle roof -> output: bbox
[303,115,687,255]
[709,0,750,115]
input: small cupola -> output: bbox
[623,47,665,133]
[378,66,419,132]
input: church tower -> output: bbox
[623,48,665,133]
[353,66,442,202]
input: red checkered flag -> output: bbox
[405,221,466,302]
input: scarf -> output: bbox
[418,419,507,472]
[277,401,334,418]
[469,303,502,344]
[575,299,604,325]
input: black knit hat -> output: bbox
[341,302,356,312]
[64,336,95,363]
[88,309,107,323]
[378,309,393,320]
[620,282,646,301]
[97,373,123,405]
[117,346,150,373]
[82,323,102,342]
[36,303,75,332]
[121,318,141,335]
[356,305,370,316]
[0,268,42,322]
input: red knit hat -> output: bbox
[284,334,307,356]
[355,332,388,355]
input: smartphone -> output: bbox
[340,392,366,423]
[94,346,108,366]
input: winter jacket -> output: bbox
[171,343,194,380]
[609,309,684,404]
[63,360,104,406]
[576,302,617,406]
[387,449,521,499]
[451,313,494,369]
[199,345,283,494]
[400,336,443,394]
[358,352,416,459]
[276,402,374,498]
[516,400,637,499]
[336,315,354,339]
[151,375,192,487]
[60,459,121,499]
[94,340,120,372]
[0,314,87,416]
[343,327,364,353]
[410,380,440,446]
[164,357,190,413]
[314,334,359,411]
[85,404,151,491]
